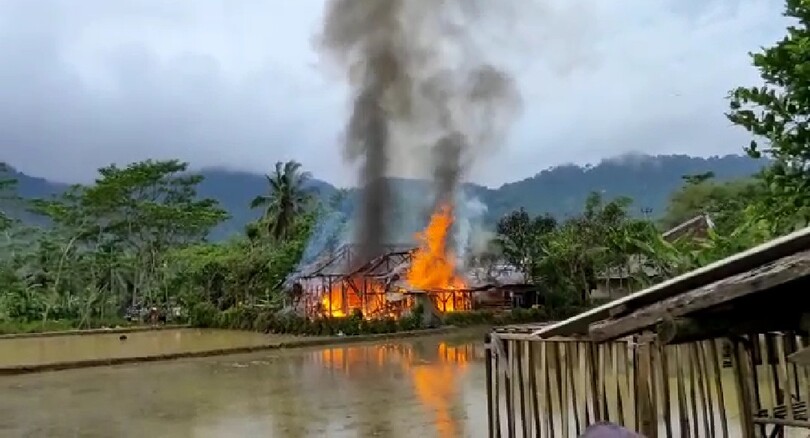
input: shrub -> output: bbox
[188,302,218,327]
[191,299,592,336]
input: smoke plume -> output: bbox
[318,0,522,261]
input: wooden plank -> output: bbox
[775,334,795,420]
[589,250,810,342]
[656,313,808,345]
[759,334,774,418]
[697,341,715,434]
[613,343,626,428]
[637,340,657,437]
[674,345,691,438]
[535,226,810,338]
[565,342,582,435]
[731,339,756,438]
[485,334,496,438]
[691,343,711,437]
[516,342,529,438]
[528,342,541,436]
[657,344,672,438]
[556,343,569,437]
[708,340,729,438]
[541,342,555,437]
[787,344,810,366]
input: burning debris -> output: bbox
[406,203,468,313]
[286,240,536,320]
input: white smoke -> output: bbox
[452,190,489,266]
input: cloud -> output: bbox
[0,0,789,187]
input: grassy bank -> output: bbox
[0,324,190,340]
[0,318,136,336]
[189,302,591,336]
[0,326,469,375]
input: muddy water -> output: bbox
[0,332,488,437]
[0,329,296,367]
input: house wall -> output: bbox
[591,278,634,300]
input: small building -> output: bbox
[486,225,810,437]
[286,244,536,319]
[591,214,715,299]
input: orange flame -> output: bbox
[314,203,470,318]
[406,204,470,312]
[319,279,413,319]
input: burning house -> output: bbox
[287,204,533,320]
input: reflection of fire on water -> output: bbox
[318,204,471,319]
[315,342,474,438]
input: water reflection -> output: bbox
[315,341,478,438]
[0,334,488,438]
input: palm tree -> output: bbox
[250,161,313,241]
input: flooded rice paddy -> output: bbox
[3,328,788,437]
[0,328,296,368]
[0,330,487,437]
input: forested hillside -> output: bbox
[481,154,766,221]
[2,153,765,237]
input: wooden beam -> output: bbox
[656,313,809,345]
[788,346,810,366]
[588,250,810,342]
[533,226,810,338]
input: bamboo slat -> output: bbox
[485,330,810,437]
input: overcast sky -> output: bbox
[0,0,788,187]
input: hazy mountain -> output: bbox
[2,154,767,239]
[478,154,767,221]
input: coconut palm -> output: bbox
[250,161,313,241]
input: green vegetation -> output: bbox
[0,159,317,333]
[492,0,810,300]
[0,0,808,336]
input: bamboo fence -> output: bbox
[485,331,810,438]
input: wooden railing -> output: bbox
[731,332,810,437]
[487,330,810,437]
[485,331,741,437]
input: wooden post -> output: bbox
[541,341,555,437]
[516,342,529,438]
[506,340,516,438]
[731,339,755,438]
[486,334,496,438]
[708,339,729,438]
[637,336,657,437]
[528,341,541,436]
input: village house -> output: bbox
[591,213,715,299]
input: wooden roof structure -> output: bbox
[531,225,810,343]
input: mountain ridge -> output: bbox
[1,153,767,239]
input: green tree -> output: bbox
[29,159,228,321]
[727,0,810,231]
[250,161,313,241]
[661,177,765,233]
[496,208,557,281]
